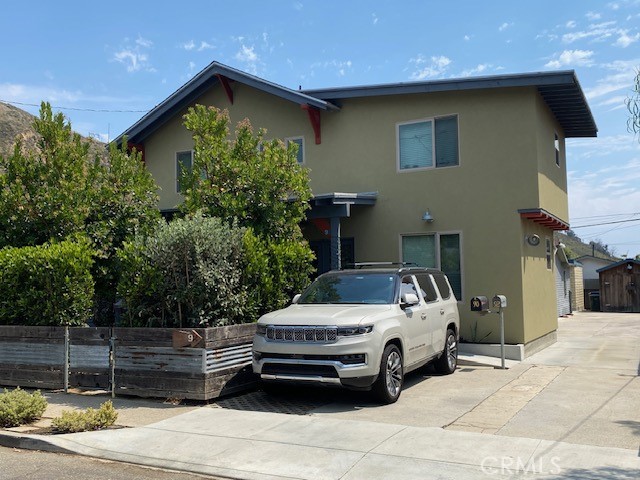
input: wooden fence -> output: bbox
[0,324,258,400]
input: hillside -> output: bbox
[0,102,106,159]
[0,102,39,157]
[556,231,618,261]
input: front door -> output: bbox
[310,238,354,275]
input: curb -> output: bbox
[0,431,74,455]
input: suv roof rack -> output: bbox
[346,262,418,269]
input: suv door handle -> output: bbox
[421,313,427,320]
[440,309,445,315]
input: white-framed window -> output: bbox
[176,150,193,193]
[397,115,459,171]
[546,237,552,270]
[285,136,305,164]
[400,232,463,301]
[554,133,560,167]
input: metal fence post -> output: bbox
[64,325,69,393]
[109,328,116,398]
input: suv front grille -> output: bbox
[266,326,338,343]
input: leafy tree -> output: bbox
[627,69,640,141]
[0,102,160,324]
[181,105,314,314]
[0,103,94,247]
[181,105,312,239]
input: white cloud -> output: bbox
[236,45,258,62]
[189,61,196,71]
[567,135,640,158]
[586,11,602,20]
[235,44,259,74]
[0,82,144,107]
[114,49,148,72]
[135,36,153,48]
[499,22,514,32]
[372,13,378,25]
[615,29,640,47]
[584,59,639,100]
[566,20,577,28]
[198,41,215,51]
[112,37,154,73]
[562,21,617,43]
[464,34,471,41]
[460,64,491,77]
[182,40,195,51]
[409,55,451,80]
[545,49,594,68]
[310,59,353,77]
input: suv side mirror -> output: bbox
[401,292,420,308]
[291,294,301,304]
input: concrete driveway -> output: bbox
[296,312,640,451]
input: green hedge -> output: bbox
[0,239,94,326]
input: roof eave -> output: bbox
[114,61,339,146]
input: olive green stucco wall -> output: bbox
[141,82,565,346]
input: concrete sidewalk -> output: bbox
[2,407,639,480]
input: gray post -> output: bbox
[500,310,505,370]
[64,326,69,393]
[330,217,341,270]
[109,329,116,399]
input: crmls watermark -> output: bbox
[481,456,562,475]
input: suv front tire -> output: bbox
[373,344,404,404]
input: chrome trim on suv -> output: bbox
[265,325,338,343]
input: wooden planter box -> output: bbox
[113,323,258,400]
[0,324,258,401]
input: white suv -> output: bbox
[252,265,460,403]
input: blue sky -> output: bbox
[2,1,640,257]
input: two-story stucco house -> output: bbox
[115,61,597,356]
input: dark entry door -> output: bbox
[310,238,354,274]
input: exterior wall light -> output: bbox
[526,234,541,246]
[422,210,434,223]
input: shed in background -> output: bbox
[597,259,640,313]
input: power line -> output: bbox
[571,212,640,220]
[571,218,640,229]
[1,100,149,113]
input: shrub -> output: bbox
[0,388,48,427]
[51,400,117,434]
[0,238,94,326]
[118,213,250,327]
[243,230,314,316]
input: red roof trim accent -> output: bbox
[301,104,321,144]
[519,208,569,231]
[216,74,234,104]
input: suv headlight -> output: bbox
[337,325,374,336]
[256,324,267,336]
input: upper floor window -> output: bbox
[554,133,560,167]
[176,150,193,193]
[397,115,458,171]
[285,136,305,164]
[546,237,552,270]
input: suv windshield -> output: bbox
[298,273,396,304]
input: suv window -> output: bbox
[432,273,452,300]
[298,272,396,304]
[414,274,438,302]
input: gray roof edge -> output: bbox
[596,258,640,272]
[114,61,339,145]
[301,70,580,98]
